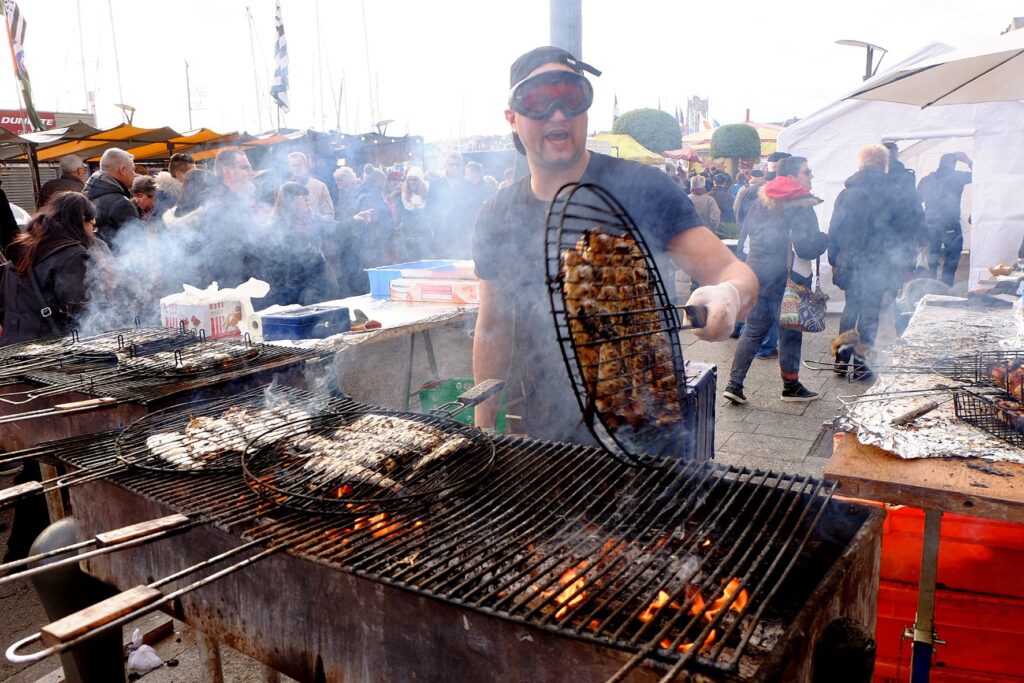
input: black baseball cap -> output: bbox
[508,46,601,155]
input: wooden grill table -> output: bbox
[824,296,1024,682]
[265,294,477,410]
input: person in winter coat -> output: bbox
[882,142,928,279]
[152,153,196,219]
[917,152,972,286]
[83,148,139,245]
[688,176,721,233]
[353,168,397,268]
[709,173,737,225]
[828,144,917,380]
[39,155,87,207]
[397,166,432,261]
[247,182,339,307]
[723,156,829,405]
[0,192,95,343]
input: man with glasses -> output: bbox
[723,155,828,405]
[472,46,757,443]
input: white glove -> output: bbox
[685,282,741,342]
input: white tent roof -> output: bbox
[778,42,1024,288]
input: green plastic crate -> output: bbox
[416,377,507,433]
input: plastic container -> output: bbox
[878,504,1024,598]
[365,260,470,298]
[874,579,1024,682]
[259,305,351,341]
[416,378,507,433]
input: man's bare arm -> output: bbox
[473,279,515,429]
[668,226,759,341]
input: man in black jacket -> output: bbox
[39,154,87,206]
[829,144,915,380]
[83,147,139,244]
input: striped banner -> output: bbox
[270,0,290,113]
[1,0,43,130]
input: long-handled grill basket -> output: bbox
[545,182,705,467]
[242,380,504,515]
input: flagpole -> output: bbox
[0,1,39,132]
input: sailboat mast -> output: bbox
[107,0,125,117]
[76,0,89,115]
[245,6,265,133]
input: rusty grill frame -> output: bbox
[545,182,691,467]
[31,388,851,679]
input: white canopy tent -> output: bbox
[777,42,1024,293]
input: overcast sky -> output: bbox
[0,1,1019,145]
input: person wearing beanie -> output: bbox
[723,155,828,405]
[709,173,736,225]
[471,45,758,443]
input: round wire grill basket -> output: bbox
[241,409,496,515]
[545,182,691,467]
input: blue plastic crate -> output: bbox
[364,260,454,298]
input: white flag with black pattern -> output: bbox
[270,0,289,113]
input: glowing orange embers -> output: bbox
[641,579,749,655]
[551,562,590,619]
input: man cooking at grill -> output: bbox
[473,46,758,443]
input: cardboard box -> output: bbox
[161,299,244,338]
[390,277,480,305]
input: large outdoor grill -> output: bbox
[12,387,883,682]
[0,327,325,451]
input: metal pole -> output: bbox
[185,60,193,130]
[909,509,942,682]
[549,0,582,57]
[26,143,41,210]
[864,46,874,81]
[76,0,89,114]
[107,0,125,115]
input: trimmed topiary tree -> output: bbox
[710,124,761,176]
[612,108,682,155]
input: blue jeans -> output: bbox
[756,323,778,355]
[729,258,804,387]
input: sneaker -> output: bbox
[723,383,747,404]
[781,382,820,402]
[755,349,779,360]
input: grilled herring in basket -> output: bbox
[282,413,474,496]
[562,229,682,431]
[146,404,313,470]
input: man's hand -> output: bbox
[955,152,973,167]
[685,282,741,342]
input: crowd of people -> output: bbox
[0,146,509,340]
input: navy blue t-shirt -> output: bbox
[472,152,702,443]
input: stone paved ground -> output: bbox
[680,312,889,479]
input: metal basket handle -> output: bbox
[432,379,505,419]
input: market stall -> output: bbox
[825,296,1024,681]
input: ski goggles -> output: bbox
[509,70,594,120]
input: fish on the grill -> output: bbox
[146,404,313,469]
[282,413,473,496]
[561,229,682,431]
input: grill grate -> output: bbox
[545,183,691,466]
[44,389,843,677]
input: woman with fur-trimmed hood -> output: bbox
[396,167,432,261]
[723,155,828,406]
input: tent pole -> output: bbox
[26,144,41,206]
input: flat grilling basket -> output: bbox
[545,182,706,467]
[242,379,504,514]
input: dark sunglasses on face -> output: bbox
[509,70,594,120]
